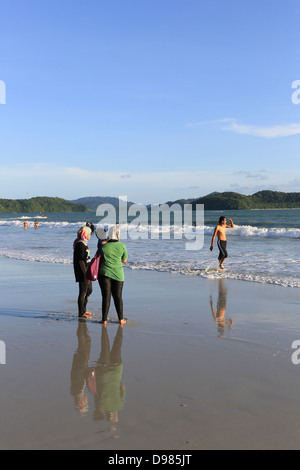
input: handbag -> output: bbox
[85,251,100,281]
[87,367,97,394]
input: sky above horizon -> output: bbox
[0,0,300,204]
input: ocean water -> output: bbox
[0,209,299,288]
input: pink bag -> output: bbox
[87,367,97,394]
[85,253,100,281]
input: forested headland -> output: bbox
[0,197,88,213]
[189,191,300,210]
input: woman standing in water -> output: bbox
[98,226,128,326]
[73,225,93,319]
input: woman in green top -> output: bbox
[98,226,128,325]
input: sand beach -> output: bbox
[2,0,300,455]
[0,256,300,450]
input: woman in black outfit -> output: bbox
[73,225,93,318]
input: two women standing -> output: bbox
[73,225,128,325]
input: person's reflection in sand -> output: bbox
[92,326,126,438]
[70,320,91,415]
[210,279,233,337]
[70,322,126,437]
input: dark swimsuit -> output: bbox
[217,240,228,260]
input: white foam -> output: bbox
[1,213,299,289]
[127,261,300,288]
[227,225,300,239]
[0,250,72,264]
[0,218,299,239]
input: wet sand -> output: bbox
[0,257,300,450]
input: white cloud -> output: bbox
[186,118,236,128]
[0,163,299,204]
[120,174,132,179]
[234,170,268,181]
[187,118,300,138]
[289,176,300,187]
[224,121,300,138]
[0,164,229,202]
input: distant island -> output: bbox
[73,191,300,211]
[1,191,300,213]
[70,196,135,211]
[189,191,300,210]
[165,191,300,210]
[0,197,88,213]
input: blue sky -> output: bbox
[0,0,300,203]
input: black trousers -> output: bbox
[78,280,93,317]
[98,275,124,322]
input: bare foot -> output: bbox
[80,312,93,319]
[120,319,127,326]
[84,311,94,317]
[100,320,107,325]
[219,265,225,270]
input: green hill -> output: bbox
[191,191,300,210]
[0,197,88,213]
[70,196,136,211]
[1,191,299,213]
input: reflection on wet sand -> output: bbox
[70,321,91,415]
[70,322,125,437]
[210,279,233,337]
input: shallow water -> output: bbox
[0,208,299,288]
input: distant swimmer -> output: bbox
[210,216,234,270]
[34,220,38,229]
[23,221,28,230]
[85,222,95,234]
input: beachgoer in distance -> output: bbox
[98,226,128,326]
[210,216,234,270]
[73,225,94,319]
[34,220,38,229]
[86,222,95,234]
[23,221,28,230]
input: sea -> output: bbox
[0,209,299,288]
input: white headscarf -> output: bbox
[108,225,120,241]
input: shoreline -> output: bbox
[0,257,300,450]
